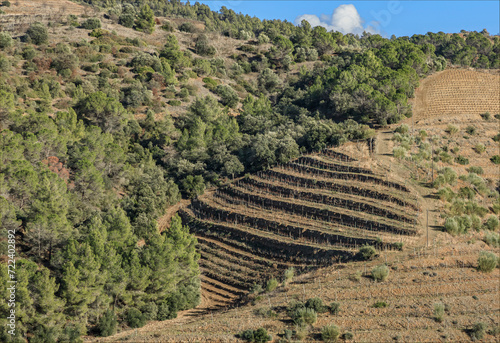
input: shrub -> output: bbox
[467,166,483,174]
[469,322,487,340]
[358,245,376,260]
[393,146,407,159]
[179,22,197,33]
[126,308,146,328]
[433,303,445,322]
[483,232,499,247]
[473,144,486,154]
[484,215,499,231]
[371,265,389,282]
[254,307,277,319]
[372,301,387,308]
[258,33,270,44]
[465,125,477,135]
[294,325,309,341]
[98,310,117,337]
[296,308,317,326]
[202,77,218,90]
[1,1,11,7]
[349,270,362,282]
[141,302,158,321]
[329,302,340,315]
[477,251,498,272]
[394,124,409,134]
[195,34,216,57]
[215,85,238,108]
[305,297,327,313]
[455,155,469,165]
[239,328,271,343]
[0,32,12,49]
[480,112,491,120]
[161,21,174,32]
[26,22,49,45]
[0,54,10,72]
[250,283,263,294]
[446,124,459,135]
[82,18,101,30]
[491,155,500,164]
[51,53,79,73]
[342,332,354,340]
[284,267,294,283]
[321,325,340,343]
[265,278,278,292]
[493,133,500,142]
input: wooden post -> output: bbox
[426,209,429,247]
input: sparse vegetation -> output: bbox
[321,324,341,343]
[433,303,445,322]
[477,251,498,272]
[371,265,390,282]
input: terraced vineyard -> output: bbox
[180,148,422,309]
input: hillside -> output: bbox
[0,1,499,342]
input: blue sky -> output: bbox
[197,1,500,37]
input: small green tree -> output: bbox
[371,265,389,282]
[433,302,445,322]
[329,302,340,315]
[283,267,294,283]
[26,22,49,45]
[126,308,146,328]
[321,324,340,343]
[215,85,238,108]
[135,5,155,33]
[358,245,376,260]
[265,278,278,292]
[82,18,101,30]
[477,251,498,272]
[0,32,12,49]
[469,322,487,340]
[98,310,117,337]
[305,297,327,313]
[484,215,499,231]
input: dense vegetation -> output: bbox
[0,0,498,341]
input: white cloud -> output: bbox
[294,4,378,35]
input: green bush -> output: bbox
[491,155,500,164]
[126,308,146,328]
[265,278,278,292]
[284,267,294,283]
[469,322,487,340]
[483,231,499,247]
[394,124,409,134]
[358,245,376,260]
[473,144,486,154]
[253,307,277,319]
[372,301,387,308]
[98,310,117,337]
[393,146,407,159]
[342,332,354,340]
[293,308,317,326]
[467,166,483,175]
[195,34,216,57]
[371,265,389,282]
[0,32,12,49]
[455,155,469,165]
[26,22,49,45]
[82,18,102,30]
[465,125,477,135]
[480,112,491,120]
[305,297,327,313]
[477,251,498,272]
[433,302,445,322]
[329,302,340,315]
[321,324,340,343]
[239,328,271,343]
[484,215,499,231]
[446,124,459,135]
[179,22,197,33]
[215,85,239,108]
